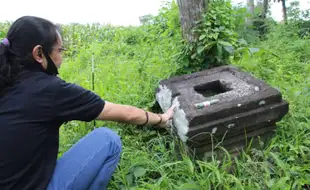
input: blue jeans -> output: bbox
[47,127,122,190]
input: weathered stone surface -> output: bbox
[155,65,289,157]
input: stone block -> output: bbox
[155,65,289,157]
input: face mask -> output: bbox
[42,49,59,76]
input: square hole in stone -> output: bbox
[194,80,232,97]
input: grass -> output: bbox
[55,22,310,189]
[1,5,310,190]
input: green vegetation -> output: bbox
[1,0,309,189]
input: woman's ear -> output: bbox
[32,45,47,69]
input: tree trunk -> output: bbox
[246,0,255,26]
[176,0,208,42]
[281,0,287,24]
[262,0,268,19]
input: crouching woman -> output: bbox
[0,16,175,190]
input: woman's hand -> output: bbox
[157,104,176,128]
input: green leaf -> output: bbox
[213,33,219,40]
[218,40,232,47]
[191,53,197,59]
[197,46,205,54]
[126,174,134,186]
[217,43,223,59]
[199,34,206,40]
[213,28,220,32]
[223,45,234,54]
[205,41,217,51]
[184,158,194,174]
[133,167,147,178]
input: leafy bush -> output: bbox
[177,0,249,74]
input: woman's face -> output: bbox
[49,30,64,69]
[32,29,65,72]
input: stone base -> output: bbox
[155,65,289,158]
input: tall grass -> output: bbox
[56,22,309,189]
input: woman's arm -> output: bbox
[95,101,175,127]
[51,78,175,125]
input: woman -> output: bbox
[0,16,175,190]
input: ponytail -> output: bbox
[0,38,13,90]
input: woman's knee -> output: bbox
[92,127,122,151]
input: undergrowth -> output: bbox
[1,0,309,189]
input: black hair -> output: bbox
[0,16,60,91]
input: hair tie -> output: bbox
[1,38,10,47]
